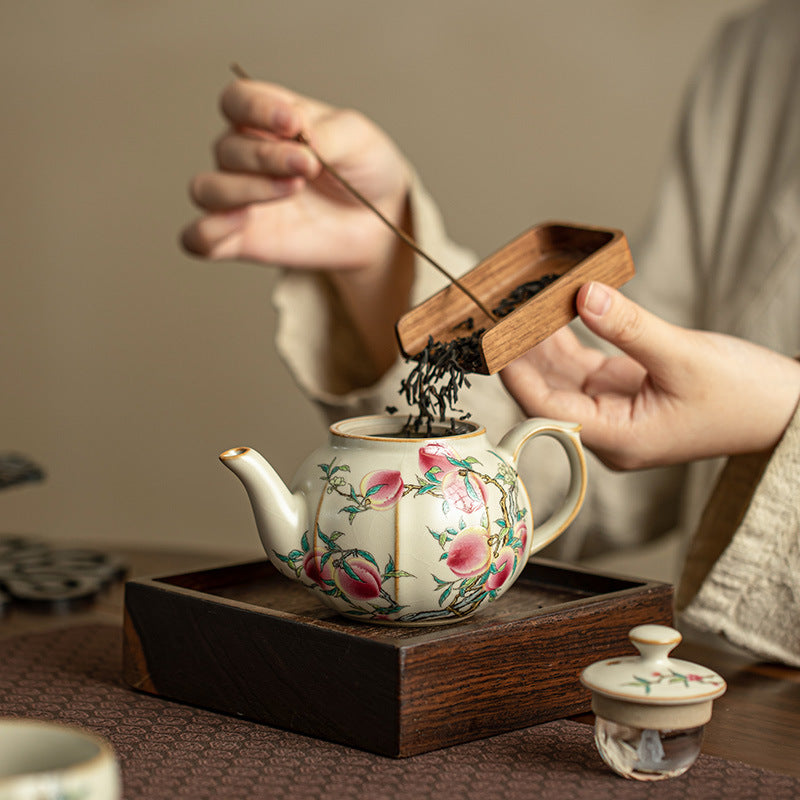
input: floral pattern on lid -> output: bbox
[580,624,727,705]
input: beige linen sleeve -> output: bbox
[678,397,800,667]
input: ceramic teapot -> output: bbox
[220,414,586,625]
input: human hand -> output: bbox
[180,77,416,374]
[180,78,411,272]
[501,282,800,469]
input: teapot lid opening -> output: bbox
[330,415,484,441]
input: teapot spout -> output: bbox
[219,447,306,560]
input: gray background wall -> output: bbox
[1,1,754,560]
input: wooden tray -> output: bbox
[123,558,672,757]
[395,221,635,374]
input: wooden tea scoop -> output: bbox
[395,222,635,374]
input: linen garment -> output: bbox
[273,0,800,665]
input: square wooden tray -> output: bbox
[123,558,672,757]
[395,221,635,374]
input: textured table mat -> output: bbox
[0,624,798,800]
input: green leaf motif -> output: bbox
[356,549,380,568]
[371,603,407,615]
[459,577,477,596]
[365,483,385,497]
[341,559,361,582]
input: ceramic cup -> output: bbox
[581,625,727,781]
[0,718,121,800]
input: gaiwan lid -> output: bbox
[580,624,727,729]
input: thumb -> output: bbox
[576,282,684,378]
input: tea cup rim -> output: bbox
[0,717,118,789]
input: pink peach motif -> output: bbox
[360,470,404,510]
[418,442,459,476]
[288,442,541,622]
[302,551,333,588]
[441,470,488,514]
[485,546,517,592]
[446,528,492,577]
[334,556,382,600]
[513,519,529,552]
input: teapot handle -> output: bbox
[497,418,587,555]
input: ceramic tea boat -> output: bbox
[220,414,587,625]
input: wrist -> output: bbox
[327,195,415,377]
[727,350,800,456]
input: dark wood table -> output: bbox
[2,546,798,778]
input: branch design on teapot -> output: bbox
[397,447,528,623]
[275,443,529,623]
[272,525,415,617]
[319,458,405,524]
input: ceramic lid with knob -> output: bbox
[580,624,727,730]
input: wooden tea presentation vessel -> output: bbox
[395,221,635,375]
[123,559,674,757]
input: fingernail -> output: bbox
[583,282,611,316]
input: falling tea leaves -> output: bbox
[389,275,560,435]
